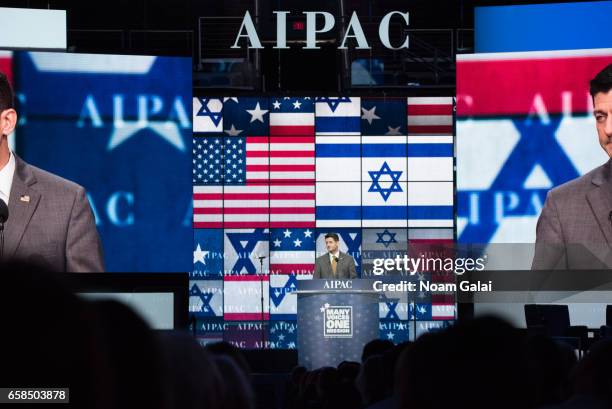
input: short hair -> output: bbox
[590,63,612,99]
[324,232,339,242]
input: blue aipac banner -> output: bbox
[14,52,192,272]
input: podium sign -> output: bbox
[296,279,381,368]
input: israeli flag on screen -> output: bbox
[269,274,312,320]
[362,135,408,182]
[194,97,223,133]
[315,97,361,135]
[362,181,408,227]
[315,182,361,227]
[189,280,223,318]
[407,135,454,181]
[407,182,454,227]
[315,135,361,181]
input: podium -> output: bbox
[295,279,382,368]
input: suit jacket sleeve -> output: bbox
[66,187,105,272]
[531,190,567,270]
[313,257,321,278]
[348,255,357,279]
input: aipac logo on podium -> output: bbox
[321,303,353,338]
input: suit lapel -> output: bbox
[326,252,341,277]
[586,160,612,244]
[335,252,345,277]
[4,155,40,257]
[327,253,334,276]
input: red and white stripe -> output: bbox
[457,49,612,116]
[223,136,269,228]
[432,300,456,321]
[269,136,315,227]
[193,185,222,228]
[269,248,315,275]
[407,97,454,135]
[270,112,315,136]
[223,275,270,321]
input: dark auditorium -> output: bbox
[2,1,612,408]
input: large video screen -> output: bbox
[457,49,612,245]
[14,52,192,272]
[475,1,612,53]
[191,96,456,347]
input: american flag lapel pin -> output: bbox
[20,195,30,203]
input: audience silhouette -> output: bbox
[4,260,612,409]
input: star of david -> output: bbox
[189,284,214,315]
[368,161,403,201]
[270,275,298,307]
[196,98,222,127]
[385,301,400,320]
[226,228,268,274]
[316,96,352,112]
[458,116,579,243]
[376,229,397,248]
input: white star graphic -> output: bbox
[224,124,243,136]
[246,102,268,123]
[193,244,209,265]
[385,125,401,135]
[292,100,302,109]
[273,238,282,247]
[304,229,312,238]
[387,332,395,340]
[107,121,185,151]
[272,100,281,109]
[283,229,292,238]
[293,238,302,247]
[361,106,380,125]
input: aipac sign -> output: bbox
[231,11,410,50]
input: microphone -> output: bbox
[333,256,339,262]
[0,199,8,260]
[257,255,267,260]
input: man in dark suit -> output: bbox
[532,64,612,269]
[0,72,104,272]
[313,232,357,279]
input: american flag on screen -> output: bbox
[270,228,315,275]
[192,135,315,228]
[406,97,453,135]
[223,136,269,228]
[270,136,315,227]
[270,97,314,135]
[192,95,457,348]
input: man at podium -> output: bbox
[313,232,357,279]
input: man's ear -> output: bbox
[0,108,17,136]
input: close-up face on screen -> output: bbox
[3,1,612,409]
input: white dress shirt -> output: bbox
[0,151,15,205]
[328,250,340,264]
